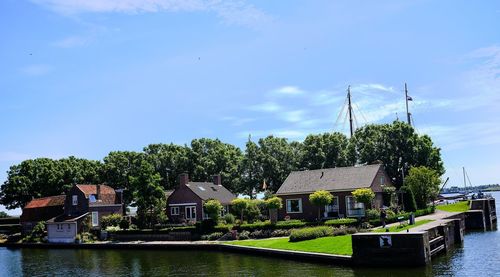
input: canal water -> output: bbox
[1,192,498,277]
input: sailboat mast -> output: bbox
[347,86,354,137]
[405,83,411,125]
[463,167,467,194]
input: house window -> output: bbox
[380,176,385,185]
[89,194,97,203]
[171,207,180,215]
[185,206,196,220]
[72,195,78,206]
[286,199,302,213]
[91,211,99,227]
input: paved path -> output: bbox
[371,209,459,232]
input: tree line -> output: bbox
[0,121,444,210]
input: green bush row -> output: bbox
[368,206,435,226]
[289,226,333,242]
[324,218,358,227]
[236,220,306,231]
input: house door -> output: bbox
[185,206,197,221]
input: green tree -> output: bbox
[239,137,264,198]
[301,132,353,169]
[188,138,244,193]
[257,136,300,193]
[351,188,375,209]
[143,143,190,190]
[352,121,444,189]
[102,151,144,206]
[309,190,333,221]
[404,166,441,209]
[399,186,417,212]
[231,198,248,222]
[265,197,282,224]
[130,161,166,229]
[0,211,8,218]
[204,199,223,222]
[0,157,102,209]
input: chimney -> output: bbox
[179,173,189,187]
[96,184,101,200]
[212,174,221,185]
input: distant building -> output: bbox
[46,184,123,243]
[275,164,393,221]
[20,195,65,235]
[167,173,236,223]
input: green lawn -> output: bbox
[372,219,434,232]
[436,201,470,212]
[226,235,353,256]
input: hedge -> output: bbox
[324,218,358,227]
[110,226,196,235]
[289,226,333,242]
[368,206,435,226]
[236,220,306,231]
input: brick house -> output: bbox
[46,184,123,243]
[20,195,65,235]
[167,173,236,223]
[276,164,393,222]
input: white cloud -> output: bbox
[353,83,395,94]
[52,35,89,48]
[248,102,282,112]
[31,0,270,27]
[20,64,53,76]
[279,110,305,123]
[272,86,304,96]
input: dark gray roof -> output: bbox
[276,164,383,195]
[186,182,236,204]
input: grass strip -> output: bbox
[226,235,353,256]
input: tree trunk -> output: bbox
[270,208,277,224]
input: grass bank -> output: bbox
[226,235,353,256]
[436,201,470,212]
[372,219,433,233]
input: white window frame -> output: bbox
[286,198,303,213]
[171,206,180,215]
[72,195,78,206]
[91,211,99,227]
[185,206,196,220]
[380,176,385,185]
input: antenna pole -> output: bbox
[405,83,411,125]
[347,86,354,137]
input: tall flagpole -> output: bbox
[405,83,411,125]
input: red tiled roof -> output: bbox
[24,195,66,209]
[76,184,115,196]
[76,184,117,205]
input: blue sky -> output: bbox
[1,0,500,214]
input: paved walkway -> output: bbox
[371,209,459,232]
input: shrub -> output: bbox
[213,224,232,233]
[204,199,223,222]
[238,230,250,240]
[366,209,380,220]
[289,226,333,242]
[244,200,262,223]
[237,220,306,231]
[223,213,235,224]
[201,232,224,241]
[324,218,358,227]
[352,188,375,209]
[101,214,122,229]
[332,226,357,236]
[309,190,334,221]
[119,218,130,230]
[400,186,417,212]
[105,226,121,232]
[231,199,249,222]
[249,229,273,239]
[275,220,306,229]
[24,221,46,243]
[265,197,283,209]
[270,229,291,237]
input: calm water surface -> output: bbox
[1,192,499,277]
